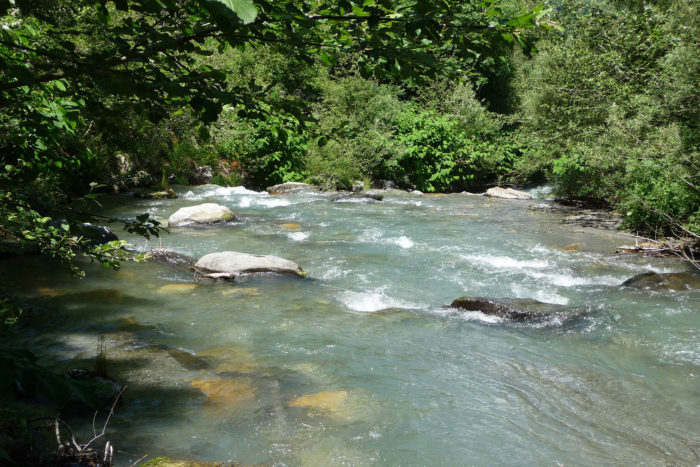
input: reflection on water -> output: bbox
[2,185,699,465]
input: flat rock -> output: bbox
[267,182,319,195]
[621,271,700,291]
[450,297,566,321]
[485,187,533,200]
[194,251,306,278]
[168,203,235,227]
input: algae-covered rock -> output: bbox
[140,457,240,467]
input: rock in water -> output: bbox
[168,203,235,227]
[450,297,566,321]
[266,182,319,195]
[194,251,306,279]
[79,223,119,245]
[146,248,195,266]
[621,271,700,291]
[332,192,383,203]
[485,187,533,200]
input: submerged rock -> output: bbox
[267,181,319,195]
[194,251,306,279]
[140,458,236,467]
[450,297,567,321]
[621,271,700,291]
[168,203,235,227]
[65,368,124,402]
[289,390,349,413]
[190,376,255,409]
[485,187,533,200]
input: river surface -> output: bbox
[3,185,699,465]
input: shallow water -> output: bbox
[3,185,699,465]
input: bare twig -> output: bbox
[82,385,127,450]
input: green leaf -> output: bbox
[212,0,257,24]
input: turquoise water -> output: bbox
[3,185,699,465]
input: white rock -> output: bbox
[485,187,533,200]
[168,203,235,227]
[194,251,305,278]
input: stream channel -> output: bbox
[2,185,699,465]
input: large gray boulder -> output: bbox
[485,187,533,200]
[450,297,567,321]
[168,203,235,227]
[194,251,306,279]
[267,182,319,195]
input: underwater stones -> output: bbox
[621,271,700,291]
[485,187,533,200]
[288,390,350,418]
[167,203,235,227]
[65,368,124,403]
[450,297,567,321]
[198,346,259,374]
[190,376,255,408]
[288,389,374,422]
[267,181,319,195]
[194,251,305,279]
[156,283,198,294]
[146,248,195,266]
[164,347,210,370]
[139,458,231,467]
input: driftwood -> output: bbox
[616,236,700,269]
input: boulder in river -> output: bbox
[146,248,195,266]
[332,192,383,203]
[79,223,119,245]
[267,181,319,195]
[621,271,700,291]
[485,187,533,200]
[450,297,567,321]
[134,189,178,199]
[194,251,306,279]
[168,203,235,227]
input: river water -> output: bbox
[3,185,699,465]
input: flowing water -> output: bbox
[3,186,699,465]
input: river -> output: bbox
[2,185,698,465]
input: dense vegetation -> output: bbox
[2,0,697,273]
